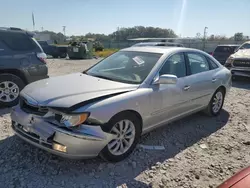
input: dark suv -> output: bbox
[0,27,49,107]
[212,45,239,65]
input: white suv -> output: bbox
[225,41,250,78]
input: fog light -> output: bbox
[52,143,67,153]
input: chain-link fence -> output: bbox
[102,40,248,53]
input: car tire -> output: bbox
[60,53,67,58]
[0,74,25,107]
[204,88,225,116]
[100,112,142,162]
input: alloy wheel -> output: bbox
[0,81,19,102]
[108,119,136,156]
[212,91,223,113]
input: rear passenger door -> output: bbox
[183,52,219,110]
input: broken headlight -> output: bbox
[56,113,89,128]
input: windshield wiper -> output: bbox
[90,74,115,81]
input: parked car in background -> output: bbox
[132,42,184,47]
[11,47,231,162]
[38,41,68,58]
[224,41,250,78]
[0,27,49,107]
[212,45,240,65]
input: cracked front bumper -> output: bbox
[11,105,115,159]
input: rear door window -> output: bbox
[206,57,219,69]
[186,53,210,74]
[214,46,233,53]
[1,32,36,51]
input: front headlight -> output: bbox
[225,57,234,66]
[59,113,89,128]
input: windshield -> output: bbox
[239,43,250,50]
[86,51,162,84]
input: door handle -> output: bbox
[212,78,217,82]
[183,85,190,91]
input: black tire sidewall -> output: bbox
[0,74,25,107]
[209,89,225,116]
[60,53,67,58]
[100,112,142,162]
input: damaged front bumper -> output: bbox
[229,67,250,78]
[11,105,115,159]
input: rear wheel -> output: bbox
[0,74,25,107]
[59,53,67,58]
[100,112,142,162]
[204,88,225,116]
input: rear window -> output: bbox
[1,32,36,51]
[214,46,233,53]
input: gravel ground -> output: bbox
[0,58,250,188]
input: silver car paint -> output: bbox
[11,46,232,158]
[11,105,116,158]
[75,47,231,132]
[21,73,139,107]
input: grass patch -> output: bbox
[94,49,119,58]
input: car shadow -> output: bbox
[232,77,250,90]
[0,110,229,187]
[0,107,11,116]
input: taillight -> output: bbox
[37,52,47,64]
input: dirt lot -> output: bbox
[0,58,250,188]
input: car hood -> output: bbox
[232,49,250,59]
[21,73,138,108]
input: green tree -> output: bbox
[234,32,244,41]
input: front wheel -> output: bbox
[204,88,225,116]
[100,112,142,162]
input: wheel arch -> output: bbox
[0,69,27,84]
[103,109,143,132]
[216,85,226,95]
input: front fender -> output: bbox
[74,88,152,125]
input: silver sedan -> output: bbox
[11,47,232,162]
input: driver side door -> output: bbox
[147,53,191,128]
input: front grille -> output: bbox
[12,122,53,149]
[233,59,250,67]
[20,97,48,116]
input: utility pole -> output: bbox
[117,27,120,49]
[62,26,66,36]
[203,27,208,51]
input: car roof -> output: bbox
[217,44,240,47]
[0,27,35,37]
[121,46,202,54]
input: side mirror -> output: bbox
[153,74,178,85]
